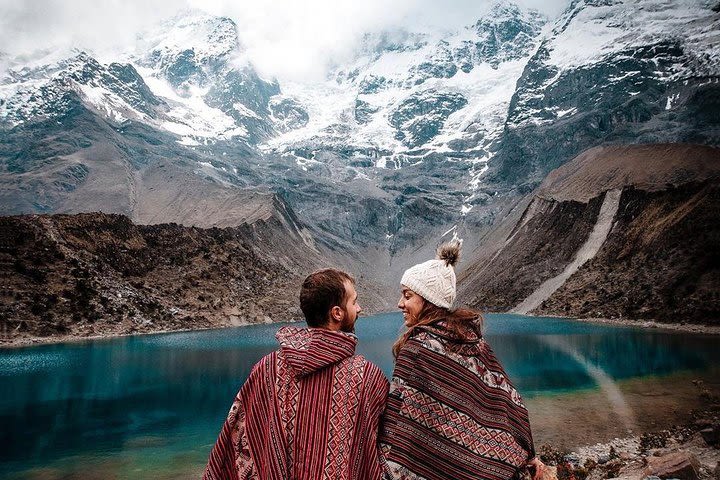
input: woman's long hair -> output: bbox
[392,300,483,358]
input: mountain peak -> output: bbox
[141,10,241,63]
[473,1,546,35]
[484,1,545,22]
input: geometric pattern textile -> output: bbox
[380,321,534,480]
[203,327,389,480]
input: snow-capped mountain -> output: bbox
[1,0,718,266]
[492,0,720,187]
[0,12,305,146]
[262,2,548,199]
[131,12,296,144]
[0,51,163,126]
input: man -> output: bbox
[203,268,389,480]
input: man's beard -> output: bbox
[340,310,355,333]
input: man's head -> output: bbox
[300,268,361,333]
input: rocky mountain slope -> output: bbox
[1,1,718,337]
[5,1,715,251]
[457,144,720,324]
[490,0,720,189]
[0,209,330,345]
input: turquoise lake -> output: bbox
[1,313,718,479]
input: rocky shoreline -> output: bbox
[536,403,720,480]
[0,322,275,348]
[548,316,720,336]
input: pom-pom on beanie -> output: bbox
[400,240,461,309]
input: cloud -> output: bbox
[0,0,180,59]
[193,0,569,81]
[0,0,569,81]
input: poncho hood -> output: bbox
[276,326,358,378]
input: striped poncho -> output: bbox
[203,327,389,480]
[380,321,535,480]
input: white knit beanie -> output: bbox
[400,241,461,309]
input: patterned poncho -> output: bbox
[380,321,535,480]
[204,327,389,480]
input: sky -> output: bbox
[0,0,569,82]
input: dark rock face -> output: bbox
[389,91,468,147]
[468,3,545,68]
[535,183,720,324]
[461,195,603,310]
[459,144,720,325]
[204,67,281,142]
[154,48,208,88]
[0,212,321,344]
[409,41,458,83]
[269,98,309,132]
[492,24,720,189]
[354,99,379,124]
[106,63,164,113]
[358,75,389,94]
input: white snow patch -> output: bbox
[442,225,457,237]
[469,164,490,191]
[178,136,201,146]
[556,107,577,118]
[136,66,248,139]
[77,84,137,123]
[233,102,261,119]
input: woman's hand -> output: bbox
[526,456,546,480]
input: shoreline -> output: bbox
[556,315,720,335]
[540,401,720,480]
[2,313,718,349]
[0,320,304,349]
[506,310,720,335]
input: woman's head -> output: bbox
[399,241,461,309]
[393,240,482,357]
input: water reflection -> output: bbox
[0,314,718,477]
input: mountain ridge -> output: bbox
[457,143,720,324]
[1,1,718,336]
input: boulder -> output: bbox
[700,426,720,446]
[644,450,701,480]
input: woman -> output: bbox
[380,241,544,480]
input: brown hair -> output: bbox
[392,300,483,358]
[300,268,354,328]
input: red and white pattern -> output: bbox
[399,388,529,466]
[204,327,389,480]
[380,323,535,480]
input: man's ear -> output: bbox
[330,305,345,322]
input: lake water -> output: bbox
[1,313,718,479]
